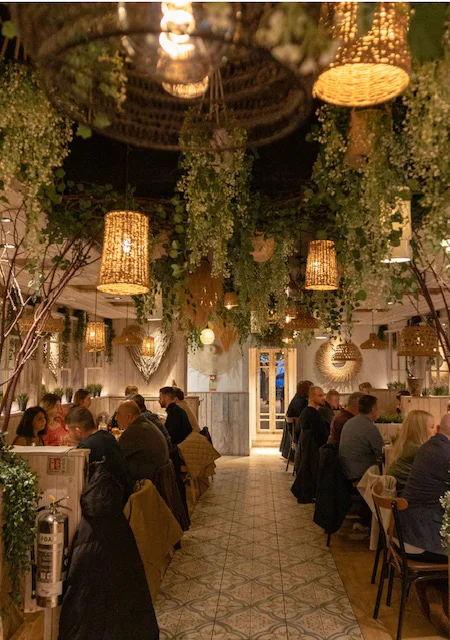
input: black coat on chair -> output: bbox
[58,465,159,640]
[313,442,351,535]
[291,406,329,503]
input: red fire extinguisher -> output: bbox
[35,495,70,608]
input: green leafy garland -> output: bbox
[0,439,40,604]
[73,310,88,361]
[104,319,115,365]
[60,307,72,367]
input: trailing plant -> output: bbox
[0,436,40,604]
[0,62,72,230]
[104,318,114,365]
[375,414,404,424]
[73,310,88,361]
[60,307,72,367]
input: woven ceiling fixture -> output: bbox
[112,325,141,347]
[289,309,319,331]
[141,336,155,358]
[18,305,64,334]
[184,260,223,328]
[313,3,411,107]
[162,76,209,100]
[223,292,238,310]
[397,325,438,358]
[332,341,361,362]
[305,240,339,291]
[85,321,106,353]
[360,312,388,350]
[382,198,412,263]
[97,210,150,296]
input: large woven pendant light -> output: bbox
[305,240,339,290]
[212,320,238,352]
[313,3,411,107]
[332,341,361,362]
[397,325,438,358]
[382,199,412,263]
[85,321,106,353]
[97,210,150,296]
[185,260,223,328]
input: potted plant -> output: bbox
[53,387,64,400]
[95,383,103,397]
[86,383,96,397]
[16,392,29,412]
[432,385,448,396]
[65,386,73,403]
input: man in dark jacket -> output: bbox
[397,415,450,562]
[117,400,169,483]
[281,380,313,458]
[66,407,133,504]
[127,393,172,446]
[291,386,329,503]
[159,386,192,445]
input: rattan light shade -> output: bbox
[85,321,106,353]
[360,332,388,350]
[289,309,319,331]
[332,341,361,362]
[313,3,411,107]
[97,210,150,296]
[185,261,223,328]
[18,305,64,333]
[285,306,297,323]
[141,336,155,358]
[224,292,238,310]
[112,326,141,347]
[305,240,339,290]
[397,325,438,358]
[162,77,209,99]
[282,328,294,345]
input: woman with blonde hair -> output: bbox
[387,409,436,493]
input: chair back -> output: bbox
[372,481,408,573]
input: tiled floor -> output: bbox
[154,451,363,639]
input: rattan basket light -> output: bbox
[397,325,438,358]
[289,309,319,331]
[85,321,106,353]
[305,240,339,291]
[332,341,361,362]
[313,3,411,107]
[97,210,150,296]
[360,332,388,350]
[112,326,141,347]
[18,305,64,334]
[224,292,238,310]
[141,336,155,358]
[185,261,223,328]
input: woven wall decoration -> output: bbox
[305,240,339,290]
[85,321,106,353]
[189,340,240,376]
[126,324,172,384]
[397,325,438,358]
[112,326,141,347]
[97,210,150,296]
[14,4,313,150]
[315,339,362,384]
[314,3,411,107]
[223,292,238,310]
[250,233,276,263]
[184,261,223,328]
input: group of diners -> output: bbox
[284,381,450,566]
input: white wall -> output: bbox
[297,325,390,393]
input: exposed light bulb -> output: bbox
[159,2,195,60]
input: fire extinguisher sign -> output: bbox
[47,457,75,475]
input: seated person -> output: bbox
[319,389,340,426]
[339,394,383,482]
[66,406,133,504]
[286,381,313,443]
[159,386,192,446]
[387,409,435,493]
[117,400,169,483]
[397,414,450,564]
[328,392,363,444]
[13,406,47,446]
[124,384,139,397]
[40,393,69,445]
[127,393,171,445]
[72,388,92,409]
[173,387,201,433]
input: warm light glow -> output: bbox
[141,336,155,357]
[441,239,450,251]
[159,2,195,60]
[200,327,215,345]
[162,76,209,99]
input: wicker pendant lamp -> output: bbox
[314,3,411,107]
[282,328,294,345]
[223,292,238,310]
[382,199,412,263]
[212,320,238,352]
[360,312,388,350]
[285,306,297,323]
[97,210,150,296]
[305,240,339,290]
[18,305,64,333]
[289,309,319,331]
[185,261,223,328]
[162,76,209,99]
[112,325,141,347]
[332,341,361,362]
[397,325,438,358]
[141,336,155,358]
[85,321,106,353]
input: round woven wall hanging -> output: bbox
[315,339,362,384]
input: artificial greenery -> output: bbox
[105,318,115,365]
[432,385,449,396]
[15,392,29,412]
[60,307,72,367]
[375,414,404,424]
[65,387,73,403]
[0,436,40,604]
[53,386,64,399]
[73,310,88,361]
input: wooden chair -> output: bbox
[285,417,296,474]
[372,483,448,640]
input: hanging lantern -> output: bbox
[141,336,155,357]
[397,325,438,358]
[285,306,297,323]
[360,333,388,350]
[332,341,361,362]
[112,326,141,347]
[85,321,106,353]
[185,261,223,328]
[97,210,150,296]
[200,326,215,345]
[18,305,64,333]
[305,240,339,290]
[289,309,319,331]
[382,199,412,263]
[313,3,411,107]
[162,76,209,99]
[223,292,238,310]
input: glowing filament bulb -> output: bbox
[159,1,195,60]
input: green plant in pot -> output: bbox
[53,387,64,400]
[65,387,73,403]
[86,383,96,396]
[16,392,29,412]
[95,383,103,397]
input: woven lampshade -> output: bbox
[305,240,339,290]
[313,3,411,107]
[97,210,150,296]
[112,326,141,347]
[85,321,106,353]
[141,336,155,357]
[162,77,209,99]
[289,309,319,331]
[200,327,215,345]
[360,332,388,350]
[18,305,64,333]
[332,341,361,362]
[224,292,238,310]
[397,325,438,358]
[185,261,223,328]
[382,199,412,263]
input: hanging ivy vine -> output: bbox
[60,307,72,367]
[73,310,88,361]
[104,318,115,365]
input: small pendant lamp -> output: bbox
[85,321,106,353]
[112,304,141,346]
[285,305,297,323]
[282,328,294,345]
[223,292,238,310]
[97,210,150,296]
[162,76,209,99]
[200,325,215,345]
[360,313,388,350]
[289,308,319,331]
[313,3,411,107]
[305,240,339,290]
[332,341,361,362]
[142,336,155,358]
[18,304,64,333]
[383,199,412,263]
